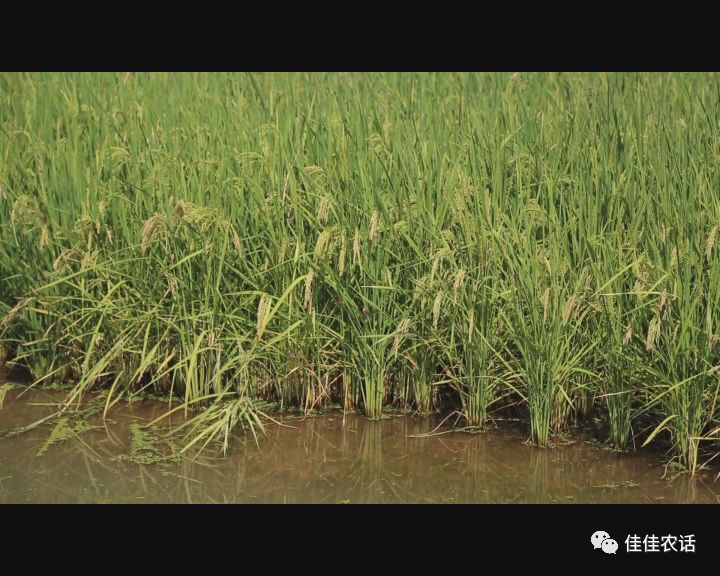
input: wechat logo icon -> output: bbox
[592,531,618,554]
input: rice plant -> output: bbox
[1,72,719,470]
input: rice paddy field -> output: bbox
[1,72,720,482]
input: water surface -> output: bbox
[1,386,718,504]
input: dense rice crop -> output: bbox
[1,72,719,473]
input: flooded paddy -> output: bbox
[1,385,718,504]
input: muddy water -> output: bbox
[0,386,719,503]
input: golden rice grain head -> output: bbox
[11,195,45,233]
[561,294,578,324]
[646,316,661,352]
[74,216,95,239]
[352,227,361,265]
[539,252,552,276]
[173,200,186,220]
[655,290,668,315]
[314,228,334,262]
[468,308,475,344]
[430,255,441,282]
[140,213,168,254]
[338,233,347,276]
[706,224,718,264]
[10,195,30,226]
[412,277,427,301]
[258,123,279,138]
[53,248,79,272]
[391,318,412,359]
[303,165,325,177]
[440,229,455,246]
[581,266,593,293]
[430,247,450,282]
[367,133,386,155]
[231,227,243,257]
[294,238,302,262]
[453,269,466,304]
[183,203,223,231]
[1,297,33,328]
[386,267,393,288]
[369,211,380,242]
[164,271,179,298]
[393,220,408,234]
[256,293,271,338]
[433,291,444,329]
[706,304,713,337]
[317,195,332,224]
[0,184,6,201]
[80,249,99,271]
[39,224,50,249]
[623,323,633,346]
[304,270,315,311]
[633,269,649,295]
[525,198,544,221]
[541,288,551,325]
[660,225,671,243]
[454,187,469,217]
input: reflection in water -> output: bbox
[0,388,719,504]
